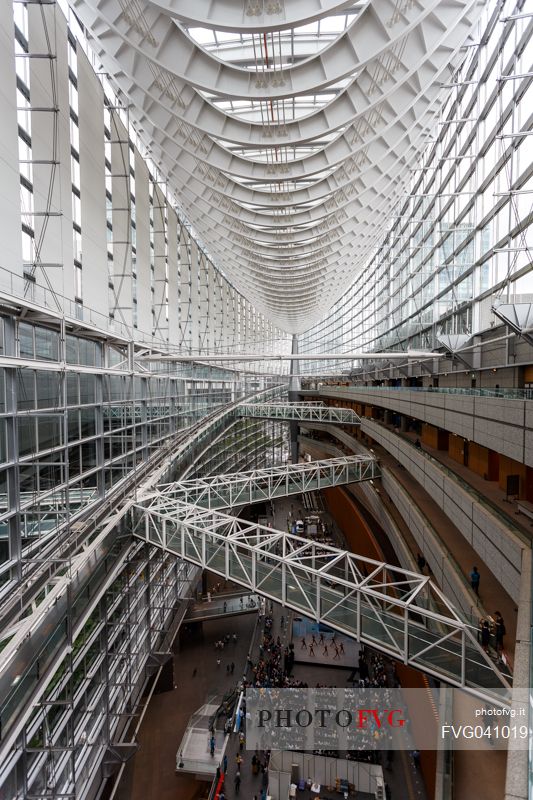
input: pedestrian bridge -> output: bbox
[236,402,361,425]
[140,456,379,511]
[133,484,512,704]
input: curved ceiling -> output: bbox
[72,0,484,334]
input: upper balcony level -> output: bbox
[301,385,533,468]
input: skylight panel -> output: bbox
[214,31,238,43]
[319,17,346,34]
[187,27,216,45]
[293,21,320,35]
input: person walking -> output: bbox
[223,754,228,773]
[481,619,490,653]
[494,611,506,654]
[470,566,480,595]
[234,769,241,794]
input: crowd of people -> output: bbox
[213,581,400,797]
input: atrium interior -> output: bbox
[0,0,531,799]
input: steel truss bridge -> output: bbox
[236,402,361,425]
[133,467,512,704]
[142,456,378,510]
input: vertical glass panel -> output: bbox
[38,416,62,451]
[68,409,80,441]
[19,323,34,358]
[79,373,96,404]
[36,371,61,409]
[0,421,7,464]
[66,335,78,364]
[18,417,36,456]
[79,338,96,366]
[80,408,95,438]
[66,373,79,405]
[0,371,6,413]
[17,370,35,410]
[35,328,59,361]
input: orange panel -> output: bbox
[469,443,489,478]
[448,435,465,464]
[422,423,438,449]
[498,455,527,497]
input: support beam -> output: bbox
[132,500,512,704]
[237,403,361,425]
[141,455,379,510]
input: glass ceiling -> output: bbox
[185,8,364,65]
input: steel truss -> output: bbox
[141,456,378,510]
[236,402,361,424]
[133,502,511,703]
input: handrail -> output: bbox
[312,385,533,400]
[301,423,485,624]
[362,419,530,548]
[134,498,512,703]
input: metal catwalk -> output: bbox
[236,402,361,424]
[142,456,378,509]
[133,472,512,704]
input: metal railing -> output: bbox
[142,456,379,510]
[237,402,361,423]
[132,501,512,704]
[312,385,533,400]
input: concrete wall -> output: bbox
[361,420,526,603]
[301,426,483,619]
[315,387,533,467]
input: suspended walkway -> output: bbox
[133,486,512,704]
[140,456,379,510]
[236,402,361,424]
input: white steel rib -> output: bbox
[70,0,485,332]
